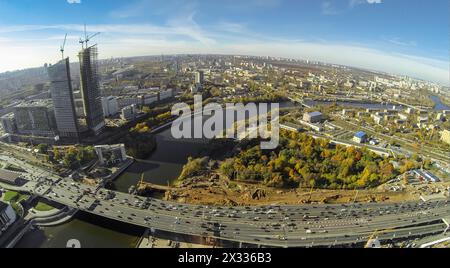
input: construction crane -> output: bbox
[60,33,68,60]
[79,24,101,49]
[138,173,145,188]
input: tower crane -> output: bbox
[79,24,101,49]
[60,33,68,60]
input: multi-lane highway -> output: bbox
[1,153,450,248]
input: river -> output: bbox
[112,99,406,191]
[15,212,144,248]
[430,95,450,111]
[113,129,211,192]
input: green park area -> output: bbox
[34,201,55,212]
[3,191,28,203]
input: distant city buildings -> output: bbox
[116,89,173,108]
[47,58,80,139]
[79,45,105,136]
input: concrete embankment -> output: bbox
[109,158,134,182]
[29,207,78,227]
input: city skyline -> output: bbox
[0,0,448,86]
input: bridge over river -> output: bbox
[6,175,449,248]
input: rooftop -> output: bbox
[0,169,22,185]
[308,111,323,117]
[15,99,53,108]
[354,131,367,138]
[0,201,9,212]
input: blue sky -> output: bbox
[0,0,448,85]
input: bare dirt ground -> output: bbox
[160,174,422,206]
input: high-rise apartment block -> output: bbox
[194,70,204,85]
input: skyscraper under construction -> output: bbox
[78,45,105,136]
[47,58,80,140]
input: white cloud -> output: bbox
[67,0,81,4]
[0,23,216,45]
[385,37,417,47]
[322,1,340,15]
[367,0,382,4]
[349,0,382,8]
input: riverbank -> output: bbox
[164,173,419,206]
[15,211,143,248]
[430,95,450,111]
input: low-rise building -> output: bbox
[398,113,408,120]
[417,116,428,123]
[95,144,127,166]
[0,169,23,185]
[372,114,383,125]
[353,131,368,144]
[303,111,324,123]
[0,201,17,234]
[101,96,119,117]
[13,100,57,137]
[120,105,138,121]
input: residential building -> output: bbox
[101,96,119,117]
[372,114,383,125]
[159,89,173,101]
[194,70,204,85]
[120,105,138,121]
